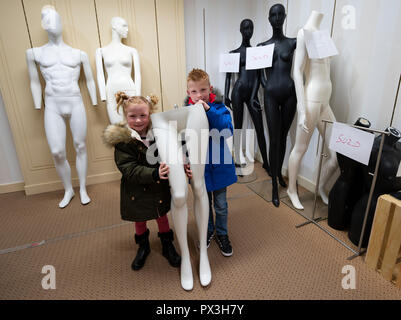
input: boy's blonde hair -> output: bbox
[187,68,210,85]
[115,92,158,117]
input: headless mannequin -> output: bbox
[26,7,97,208]
[252,4,297,207]
[287,11,338,210]
[224,19,270,174]
[151,104,211,291]
[349,127,401,247]
[96,17,141,124]
[328,118,371,230]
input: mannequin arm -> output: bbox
[292,30,308,133]
[131,48,141,96]
[26,49,42,110]
[81,51,98,106]
[95,48,107,101]
[224,73,232,109]
[250,70,261,110]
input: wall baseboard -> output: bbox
[0,182,25,194]
[24,171,122,196]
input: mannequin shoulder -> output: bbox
[26,46,44,62]
[257,40,270,47]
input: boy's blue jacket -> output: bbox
[187,96,237,191]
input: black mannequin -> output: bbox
[251,4,297,207]
[348,127,401,247]
[224,19,270,176]
[328,118,371,230]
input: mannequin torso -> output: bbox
[96,17,141,124]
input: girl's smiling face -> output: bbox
[126,102,150,136]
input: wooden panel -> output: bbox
[95,0,163,112]
[0,0,42,187]
[381,205,401,281]
[155,0,186,110]
[365,196,393,269]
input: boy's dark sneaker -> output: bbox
[216,234,233,257]
[207,230,214,248]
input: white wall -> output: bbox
[0,91,23,185]
[184,0,401,190]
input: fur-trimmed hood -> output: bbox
[102,122,154,147]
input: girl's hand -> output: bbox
[159,163,169,180]
[184,164,193,179]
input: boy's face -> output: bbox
[187,79,212,104]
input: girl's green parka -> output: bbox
[103,122,171,222]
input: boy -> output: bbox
[185,68,237,256]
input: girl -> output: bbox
[103,92,180,270]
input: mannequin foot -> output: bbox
[319,186,329,205]
[272,181,280,208]
[59,189,75,208]
[180,256,193,291]
[235,162,247,168]
[286,189,304,210]
[199,249,211,287]
[79,188,91,205]
[263,163,271,177]
[278,175,287,188]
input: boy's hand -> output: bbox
[197,99,210,111]
[184,164,193,179]
[159,163,169,180]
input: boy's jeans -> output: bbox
[207,187,228,236]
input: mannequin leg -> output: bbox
[317,105,338,204]
[245,97,270,174]
[106,94,124,124]
[278,95,297,187]
[287,101,320,210]
[264,95,281,206]
[186,105,211,287]
[70,101,90,205]
[44,108,74,208]
[152,114,192,291]
[231,93,246,166]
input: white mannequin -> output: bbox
[26,6,97,208]
[96,17,141,124]
[287,11,338,210]
[151,105,211,291]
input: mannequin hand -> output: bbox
[251,99,261,111]
[184,164,193,179]
[159,163,169,180]
[298,113,309,133]
[198,100,210,111]
[224,97,232,110]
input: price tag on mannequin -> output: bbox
[329,122,375,165]
[245,44,275,70]
[304,29,338,59]
[219,53,240,73]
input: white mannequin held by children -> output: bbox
[26,6,97,208]
[151,105,211,291]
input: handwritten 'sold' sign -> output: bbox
[219,53,240,73]
[245,44,275,70]
[329,122,374,165]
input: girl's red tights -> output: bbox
[135,214,170,235]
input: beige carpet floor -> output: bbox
[1,162,400,300]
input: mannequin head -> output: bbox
[268,4,286,29]
[240,19,253,41]
[111,17,128,39]
[41,5,62,36]
[385,127,401,146]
